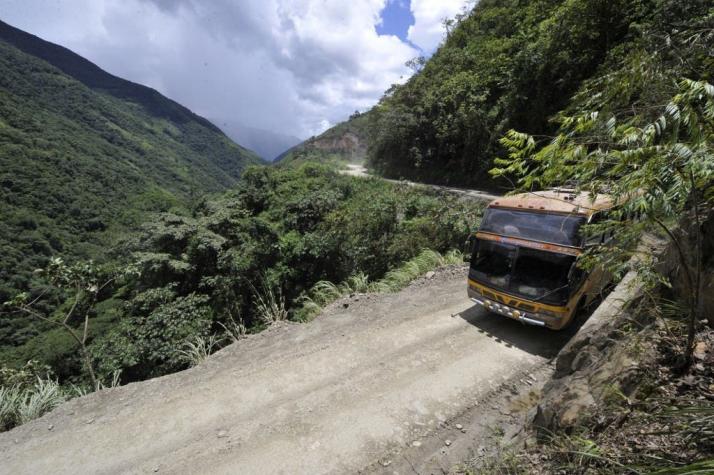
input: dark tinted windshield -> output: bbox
[470,240,578,306]
[470,240,516,289]
[480,208,586,247]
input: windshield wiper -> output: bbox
[531,284,569,303]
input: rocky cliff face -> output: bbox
[305,131,366,160]
[533,235,674,430]
[276,112,370,165]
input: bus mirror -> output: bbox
[567,263,576,282]
[463,235,476,261]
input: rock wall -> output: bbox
[533,234,676,431]
[306,131,366,161]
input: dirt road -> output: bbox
[341,164,500,202]
[0,267,574,474]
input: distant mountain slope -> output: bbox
[213,119,301,162]
[0,20,224,134]
[0,21,262,311]
[277,112,370,165]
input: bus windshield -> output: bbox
[469,240,578,306]
[480,208,586,247]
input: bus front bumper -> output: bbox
[469,295,545,327]
[467,285,566,329]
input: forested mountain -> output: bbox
[0,21,261,342]
[277,111,370,165]
[366,0,712,189]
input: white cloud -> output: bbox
[0,1,458,139]
[408,0,467,53]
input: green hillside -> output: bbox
[366,0,712,189]
[277,111,371,166]
[0,21,261,343]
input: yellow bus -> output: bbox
[466,189,616,330]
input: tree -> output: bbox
[4,259,116,389]
[493,75,714,365]
[405,56,426,73]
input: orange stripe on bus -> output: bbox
[475,232,582,256]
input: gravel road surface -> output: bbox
[0,266,574,474]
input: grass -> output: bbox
[370,249,463,293]
[178,335,220,367]
[0,377,78,432]
[297,249,464,320]
[252,279,289,325]
[217,314,248,343]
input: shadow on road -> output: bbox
[457,305,589,359]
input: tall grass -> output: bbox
[370,249,463,293]
[252,279,289,325]
[178,335,220,367]
[0,378,76,432]
[297,249,464,320]
[218,314,248,343]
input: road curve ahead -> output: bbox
[0,267,572,474]
[341,163,500,202]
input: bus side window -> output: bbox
[464,234,478,262]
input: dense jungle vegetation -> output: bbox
[1,163,479,386]
[367,0,713,189]
[472,0,714,471]
[0,22,261,349]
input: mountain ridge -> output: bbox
[0,19,230,136]
[0,21,261,335]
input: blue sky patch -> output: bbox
[376,0,415,43]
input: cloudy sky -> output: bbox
[1,0,468,139]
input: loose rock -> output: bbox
[694,342,708,360]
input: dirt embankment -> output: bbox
[0,266,576,474]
